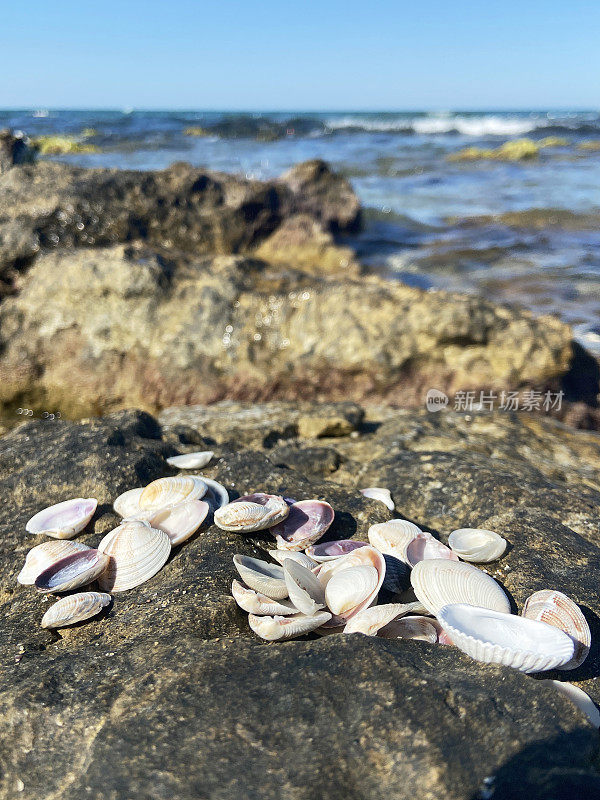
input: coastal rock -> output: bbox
[0,129,35,174]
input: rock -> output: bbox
[32,134,100,155]
[449,138,541,162]
[0,129,35,173]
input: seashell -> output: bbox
[248,611,332,641]
[283,559,326,615]
[215,495,288,532]
[381,555,411,593]
[406,534,459,567]
[166,451,214,469]
[231,579,297,616]
[268,550,318,569]
[325,565,378,616]
[306,540,367,562]
[360,487,394,510]
[113,487,144,518]
[26,498,98,539]
[378,615,439,643]
[314,545,385,616]
[546,680,600,728]
[233,554,288,599]
[448,528,507,563]
[198,477,229,510]
[97,520,171,592]
[18,540,92,585]
[522,590,590,670]
[368,519,426,563]
[139,476,207,512]
[437,603,575,673]
[147,499,209,546]
[41,591,112,629]
[35,549,110,593]
[343,602,423,635]
[271,500,334,551]
[411,558,511,616]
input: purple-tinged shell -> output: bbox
[35,549,110,593]
[271,500,334,551]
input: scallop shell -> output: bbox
[522,589,590,670]
[343,602,423,635]
[18,540,92,585]
[437,603,575,673]
[248,611,332,641]
[97,520,171,592]
[233,554,288,599]
[35,548,110,593]
[360,487,394,510]
[113,487,144,518]
[139,476,207,512]
[546,680,600,728]
[378,616,439,643]
[26,498,98,539]
[271,500,334,551]
[41,591,112,629]
[325,565,378,616]
[306,540,367,562]
[283,559,326,615]
[166,451,214,469]
[231,579,297,615]
[406,534,459,567]
[215,495,289,532]
[410,558,511,616]
[147,500,209,546]
[268,550,318,569]
[368,519,426,563]
[448,528,507,563]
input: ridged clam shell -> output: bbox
[97,520,171,592]
[368,520,425,563]
[139,476,207,511]
[381,554,411,593]
[378,616,439,643]
[216,495,288,532]
[18,540,92,585]
[306,540,367,562]
[113,487,144,518]
[268,550,318,569]
[148,500,209,546]
[315,546,386,626]
[522,590,590,670]
[437,603,575,673]
[271,500,334,551]
[248,611,332,641]
[166,451,214,469]
[546,680,600,728]
[26,498,98,539]
[343,602,422,635]
[411,558,511,616]
[360,487,394,510]
[325,565,378,616]
[283,559,326,615]
[35,549,110,593]
[231,579,297,615]
[448,528,507,563]
[233,554,288,599]
[406,534,459,567]
[41,591,112,629]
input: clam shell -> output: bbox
[437,603,575,673]
[18,541,92,585]
[139,476,207,511]
[360,487,394,510]
[381,554,411,593]
[97,520,171,592]
[35,549,110,593]
[368,520,425,563]
[343,602,423,635]
[215,495,289,532]
[148,500,209,546]
[522,590,590,670]
[406,534,459,567]
[325,565,378,616]
[283,559,326,615]
[248,611,332,641]
[198,478,229,510]
[271,500,334,551]
[546,680,600,728]
[233,554,288,599]
[306,540,367,562]
[314,545,386,625]
[448,528,507,563]
[166,451,214,469]
[378,616,439,643]
[26,498,98,539]
[411,558,511,616]
[41,591,111,629]
[231,579,297,615]
[113,487,144,518]
[268,550,318,569]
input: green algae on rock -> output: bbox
[32,135,100,155]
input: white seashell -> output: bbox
[197,477,229,510]
[26,498,98,539]
[268,549,318,569]
[35,548,110,593]
[360,487,394,510]
[139,476,207,512]
[343,602,423,635]
[306,540,367,562]
[283,559,326,615]
[325,565,378,616]
[314,546,385,626]
[215,495,288,532]
[166,451,214,469]
[113,487,144,518]
[437,603,575,673]
[248,611,332,641]
[97,520,171,592]
[41,591,112,629]
[147,500,209,546]
[271,500,334,551]
[18,541,92,585]
[411,558,511,616]
[378,615,439,643]
[231,580,297,615]
[448,528,507,563]
[522,590,590,670]
[546,680,600,728]
[368,520,425,563]
[233,554,288,599]
[406,534,459,567]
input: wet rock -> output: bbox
[0,129,35,173]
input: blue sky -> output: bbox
[1,0,597,110]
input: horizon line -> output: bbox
[0,106,597,114]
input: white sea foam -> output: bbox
[325,113,547,137]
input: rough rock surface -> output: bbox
[2,404,600,798]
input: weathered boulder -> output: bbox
[0,129,35,174]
